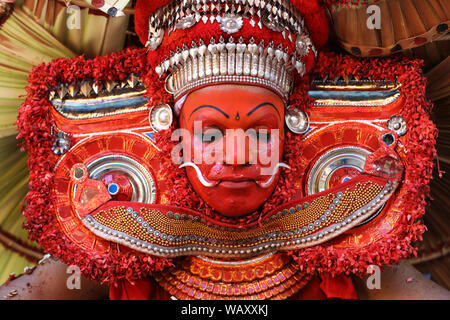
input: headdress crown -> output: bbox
[135,0,330,101]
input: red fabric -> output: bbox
[319,274,358,300]
[109,277,171,300]
[296,276,327,300]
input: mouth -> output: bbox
[218,180,256,189]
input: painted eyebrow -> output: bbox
[189,105,230,120]
[246,102,281,119]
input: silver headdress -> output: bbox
[146,0,316,101]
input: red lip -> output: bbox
[219,176,256,182]
[206,164,268,181]
[218,180,256,188]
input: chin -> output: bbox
[191,179,277,217]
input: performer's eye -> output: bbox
[248,129,271,142]
[198,128,223,144]
[202,133,216,143]
[257,131,271,142]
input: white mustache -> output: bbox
[179,162,291,189]
[179,162,220,187]
[256,163,291,188]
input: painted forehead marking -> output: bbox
[246,102,281,120]
[189,102,280,122]
[189,105,230,120]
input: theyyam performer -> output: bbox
[1,0,449,300]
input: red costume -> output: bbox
[16,0,437,300]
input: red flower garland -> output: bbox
[16,47,436,285]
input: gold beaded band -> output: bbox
[82,175,396,259]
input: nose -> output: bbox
[223,130,252,165]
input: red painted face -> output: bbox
[179,84,285,217]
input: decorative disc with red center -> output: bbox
[52,133,159,253]
[101,171,134,201]
[328,167,362,188]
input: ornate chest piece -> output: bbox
[154,253,311,300]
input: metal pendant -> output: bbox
[220,14,244,34]
[285,107,310,134]
[147,29,164,50]
[52,131,71,155]
[387,115,407,137]
[295,33,311,56]
[149,104,173,131]
[176,14,197,29]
